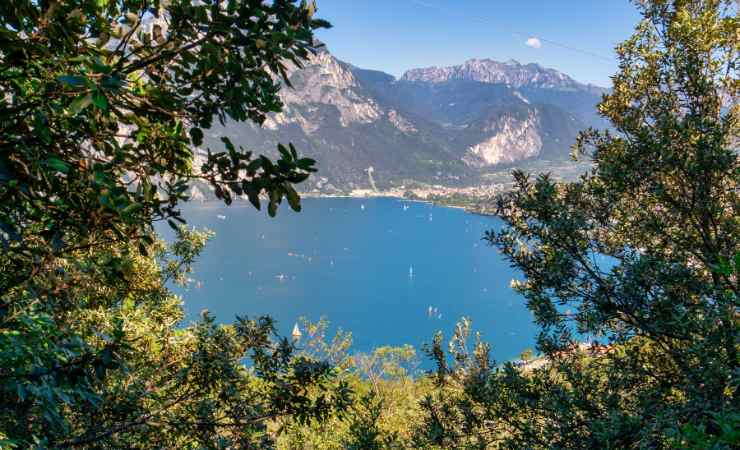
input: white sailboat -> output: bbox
[291,323,302,341]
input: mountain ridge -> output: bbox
[399,57,600,91]
[201,47,606,193]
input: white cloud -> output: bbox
[525,37,542,49]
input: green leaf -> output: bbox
[715,256,732,276]
[221,137,235,153]
[91,60,112,74]
[69,93,93,115]
[93,170,108,186]
[190,128,204,146]
[101,75,124,89]
[312,19,332,29]
[47,157,70,174]
[296,157,316,170]
[122,203,143,216]
[287,173,309,184]
[246,184,261,210]
[285,185,301,212]
[92,91,108,111]
[278,143,291,161]
[247,159,262,174]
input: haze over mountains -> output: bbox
[204,46,608,193]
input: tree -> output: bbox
[0,0,324,283]
[417,1,738,448]
[1,229,352,448]
[518,348,534,362]
[276,319,428,449]
[0,1,351,448]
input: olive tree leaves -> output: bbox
[0,3,340,447]
[201,139,316,216]
[0,0,327,271]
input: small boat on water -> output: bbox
[427,306,440,318]
[291,323,302,340]
[361,204,365,210]
[276,274,287,282]
[216,214,226,220]
[409,266,414,278]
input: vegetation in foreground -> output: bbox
[1,1,345,448]
[1,0,738,449]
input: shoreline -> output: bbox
[189,191,497,216]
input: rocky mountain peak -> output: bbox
[399,58,581,89]
[267,48,382,130]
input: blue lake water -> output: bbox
[162,197,538,363]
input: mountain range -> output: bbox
[202,46,608,193]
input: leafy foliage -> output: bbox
[275,318,428,449]
[1,230,351,448]
[414,1,739,448]
[2,1,738,448]
[0,0,324,280]
[0,1,348,448]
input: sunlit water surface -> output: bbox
[160,197,538,363]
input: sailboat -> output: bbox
[291,323,302,341]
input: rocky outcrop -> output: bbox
[464,111,543,166]
[264,50,382,132]
[386,110,417,134]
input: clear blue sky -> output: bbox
[314,0,642,87]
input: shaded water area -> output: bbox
[161,197,538,363]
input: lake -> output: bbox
[162,197,538,363]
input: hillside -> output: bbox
[202,47,607,193]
